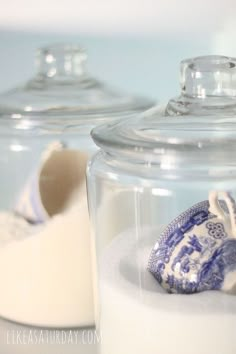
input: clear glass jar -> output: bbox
[87,113,236,354]
[0,44,153,328]
[165,55,236,116]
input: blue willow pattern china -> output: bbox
[148,191,236,294]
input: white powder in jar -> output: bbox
[0,200,94,328]
[100,228,236,354]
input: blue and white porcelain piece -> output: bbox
[148,191,236,294]
[14,141,65,223]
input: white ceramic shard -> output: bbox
[15,141,88,223]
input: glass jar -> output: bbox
[87,112,236,354]
[165,55,236,116]
[0,44,153,328]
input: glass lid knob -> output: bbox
[180,55,236,98]
[35,44,87,80]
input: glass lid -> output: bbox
[92,110,236,164]
[165,55,236,116]
[0,44,154,118]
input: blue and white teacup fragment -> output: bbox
[14,141,64,224]
[148,191,236,294]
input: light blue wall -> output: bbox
[0,30,214,103]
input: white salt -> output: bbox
[100,228,236,354]
[0,199,94,328]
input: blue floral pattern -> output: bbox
[148,198,236,294]
[206,222,227,239]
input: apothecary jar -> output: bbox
[87,112,236,354]
[0,43,153,328]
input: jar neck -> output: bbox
[35,44,87,81]
[180,55,236,99]
[95,149,236,182]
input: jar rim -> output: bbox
[0,112,115,137]
[91,110,236,164]
[0,107,153,136]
